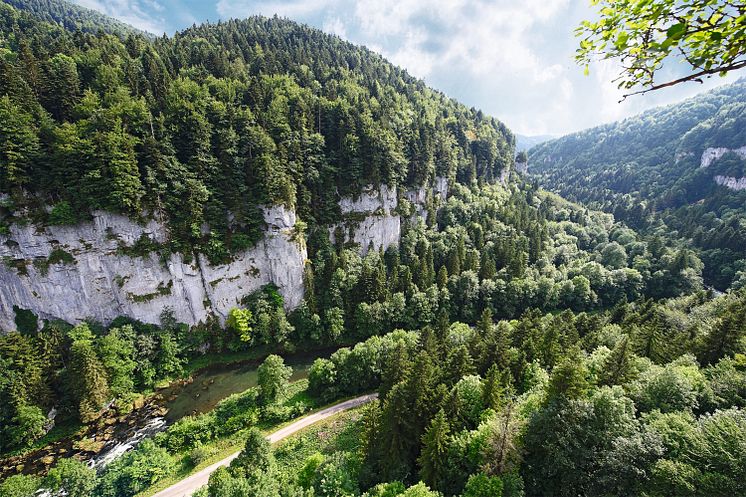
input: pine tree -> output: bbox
[42,53,80,121]
[380,342,411,400]
[546,351,588,403]
[446,345,476,385]
[437,265,448,289]
[0,96,39,191]
[482,364,505,411]
[700,293,746,365]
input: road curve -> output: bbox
[151,393,378,497]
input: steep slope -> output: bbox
[0,1,513,329]
[528,79,746,289]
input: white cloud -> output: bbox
[322,17,347,39]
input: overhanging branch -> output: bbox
[620,60,746,101]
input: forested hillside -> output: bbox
[528,80,746,290]
[2,0,148,36]
[0,0,513,258]
[1,2,746,497]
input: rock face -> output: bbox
[0,178,450,330]
[330,178,449,255]
[700,146,746,168]
[0,206,305,330]
[714,175,746,191]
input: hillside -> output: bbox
[515,133,554,152]
[0,1,513,329]
[528,80,746,289]
[2,0,150,36]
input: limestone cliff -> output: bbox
[329,178,448,254]
[0,178,449,330]
[0,206,305,331]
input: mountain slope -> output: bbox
[0,0,514,329]
[528,80,746,289]
[2,0,150,36]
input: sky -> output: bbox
[72,0,740,136]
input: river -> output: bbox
[0,350,325,478]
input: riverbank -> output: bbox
[0,345,339,479]
[143,394,377,497]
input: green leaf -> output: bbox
[666,22,687,41]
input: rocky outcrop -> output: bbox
[0,206,305,330]
[330,178,449,255]
[1,177,451,331]
[700,146,746,168]
[714,175,746,191]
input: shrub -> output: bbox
[156,414,215,452]
[44,458,97,497]
[47,201,77,225]
[0,474,40,497]
[48,248,75,265]
[96,439,173,497]
[188,444,215,467]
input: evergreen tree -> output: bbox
[418,409,450,491]
[598,335,636,386]
[68,328,110,423]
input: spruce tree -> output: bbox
[69,338,110,423]
[418,409,451,491]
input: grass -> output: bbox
[274,407,366,481]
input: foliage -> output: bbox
[529,80,746,290]
[0,1,513,260]
[577,0,746,95]
[257,354,293,405]
[44,458,97,497]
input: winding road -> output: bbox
[151,393,378,497]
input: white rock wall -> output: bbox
[700,146,746,168]
[714,175,746,191]
[0,206,306,331]
[1,177,450,331]
[330,178,449,255]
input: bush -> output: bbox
[48,248,75,265]
[463,473,503,497]
[213,387,260,435]
[44,458,97,497]
[189,444,216,466]
[0,474,40,497]
[308,358,337,401]
[12,306,38,335]
[262,402,308,424]
[47,201,77,225]
[96,439,173,497]
[156,414,216,452]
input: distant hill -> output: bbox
[515,133,554,152]
[2,0,151,36]
[529,79,746,289]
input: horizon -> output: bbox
[73,0,741,137]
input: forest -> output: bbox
[528,80,746,290]
[1,0,746,496]
[0,0,512,261]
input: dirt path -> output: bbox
[151,393,378,497]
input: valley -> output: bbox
[0,1,745,497]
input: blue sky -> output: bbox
[73,0,740,136]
